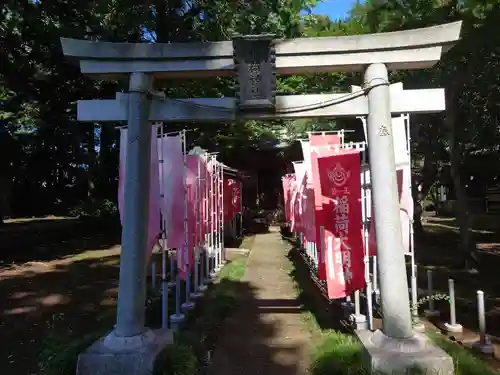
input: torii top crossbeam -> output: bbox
[61,22,462,79]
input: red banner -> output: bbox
[282,174,295,223]
[223,178,233,222]
[309,134,341,280]
[291,162,305,233]
[317,150,366,299]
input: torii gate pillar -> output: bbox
[356,63,454,375]
[76,73,173,375]
[364,63,413,339]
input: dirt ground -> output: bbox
[208,228,315,375]
[0,224,121,375]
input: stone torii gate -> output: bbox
[61,21,462,375]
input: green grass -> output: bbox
[38,310,116,375]
[155,254,249,375]
[215,256,247,281]
[310,330,370,375]
[38,253,250,375]
[283,242,500,375]
[309,328,500,375]
[428,332,499,375]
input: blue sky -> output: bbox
[312,0,360,20]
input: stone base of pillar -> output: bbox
[355,329,454,375]
[443,322,463,333]
[349,313,368,331]
[76,328,173,375]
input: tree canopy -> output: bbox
[1,0,500,260]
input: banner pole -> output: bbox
[161,229,168,329]
[181,130,195,312]
[210,156,218,278]
[205,154,212,282]
[158,125,169,329]
[198,153,208,291]
[220,162,225,266]
[361,152,373,330]
[191,156,204,298]
[170,133,186,329]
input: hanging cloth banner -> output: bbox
[223,178,234,223]
[185,154,205,274]
[118,126,161,258]
[309,134,341,281]
[158,135,186,253]
[299,140,315,244]
[300,140,314,181]
[198,155,208,241]
[367,164,413,255]
[203,157,213,239]
[282,174,295,223]
[206,158,218,256]
[290,162,305,233]
[304,186,316,246]
[317,150,366,299]
[291,162,305,233]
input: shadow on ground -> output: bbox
[286,245,349,333]
[206,280,308,375]
[0,217,121,267]
[0,239,119,375]
[206,232,316,375]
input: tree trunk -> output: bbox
[413,117,439,238]
[446,86,475,269]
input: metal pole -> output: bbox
[199,153,208,291]
[473,290,493,354]
[372,256,379,301]
[168,249,176,287]
[220,162,225,266]
[424,269,439,316]
[161,239,168,329]
[362,151,373,330]
[192,156,204,298]
[112,73,153,339]
[217,160,222,268]
[181,131,195,312]
[209,157,217,278]
[170,134,186,327]
[364,63,412,339]
[213,160,219,272]
[478,291,487,343]
[444,278,462,332]
[205,154,211,283]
